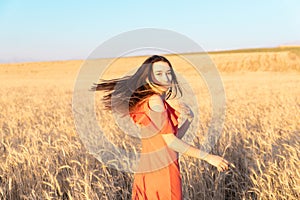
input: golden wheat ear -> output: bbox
[229,163,236,169]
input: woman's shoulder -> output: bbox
[147,94,166,112]
[131,94,164,112]
[132,94,172,114]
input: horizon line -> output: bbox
[1,45,300,65]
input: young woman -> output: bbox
[91,55,230,200]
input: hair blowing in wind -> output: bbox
[90,55,182,114]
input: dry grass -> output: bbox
[0,48,299,199]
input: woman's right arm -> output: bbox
[162,133,230,172]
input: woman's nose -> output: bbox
[163,74,170,83]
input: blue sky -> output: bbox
[0,0,299,63]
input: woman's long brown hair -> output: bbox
[90,55,182,114]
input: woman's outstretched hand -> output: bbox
[204,154,230,172]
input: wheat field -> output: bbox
[0,47,299,199]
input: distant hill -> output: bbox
[207,46,300,55]
[176,46,300,72]
[1,46,300,73]
[206,46,300,72]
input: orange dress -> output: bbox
[130,97,182,200]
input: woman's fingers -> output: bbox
[218,159,230,172]
[206,155,234,172]
[218,165,226,172]
[219,160,236,172]
[219,164,227,171]
[179,103,194,118]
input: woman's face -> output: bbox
[151,61,172,91]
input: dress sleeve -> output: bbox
[130,99,179,135]
[147,108,169,133]
[145,100,177,135]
